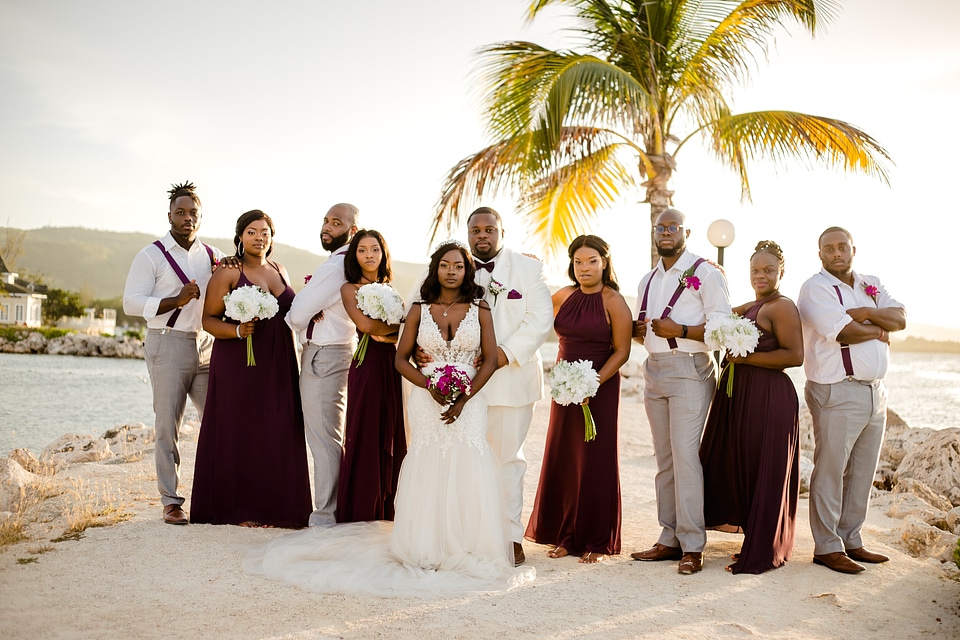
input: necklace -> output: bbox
[438,296,462,317]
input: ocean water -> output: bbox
[1,350,958,456]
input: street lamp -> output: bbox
[707,219,735,267]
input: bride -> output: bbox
[245,241,535,596]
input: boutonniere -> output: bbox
[679,264,701,290]
[862,282,879,305]
[488,278,506,305]
[304,274,312,285]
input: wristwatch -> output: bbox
[680,325,688,339]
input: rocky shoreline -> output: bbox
[0,331,143,358]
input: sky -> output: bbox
[1,0,958,328]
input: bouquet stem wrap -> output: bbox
[582,403,597,442]
[246,334,256,366]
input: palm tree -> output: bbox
[431,0,891,267]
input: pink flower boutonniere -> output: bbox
[679,264,701,290]
[863,283,879,305]
[488,278,506,305]
[304,274,312,285]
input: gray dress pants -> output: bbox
[642,351,716,553]
[144,329,213,508]
[300,342,351,526]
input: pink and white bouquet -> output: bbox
[223,285,279,366]
[425,365,473,406]
[549,359,601,442]
[704,313,760,397]
[353,282,405,366]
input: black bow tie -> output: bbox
[475,260,494,272]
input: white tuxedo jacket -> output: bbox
[476,247,553,407]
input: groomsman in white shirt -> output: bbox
[123,181,224,525]
[630,208,730,575]
[466,207,553,565]
[798,226,905,574]
[287,203,359,526]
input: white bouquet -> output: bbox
[549,359,601,442]
[353,282,405,366]
[223,285,280,366]
[704,313,760,397]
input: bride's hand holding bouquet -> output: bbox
[223,285,280,366]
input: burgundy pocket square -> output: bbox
[507,289,522,299]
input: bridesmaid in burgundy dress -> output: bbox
[191,209,312,528]
[335,230,405,522]
[700,240,804,573]
[525,235,632,563]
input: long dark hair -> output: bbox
[233,209,275,257]
[567,234,619,291]
[420,241,485,304]
[343,229,392,284]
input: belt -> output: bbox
[646,350,707,360]
[148,327,201,338]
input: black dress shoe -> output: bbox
[813,552,864,574]
[630,543,683,561]
[846,547,889,564]
[513,542,525,566]
[163,504,189,525]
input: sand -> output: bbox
[1,397,958,639]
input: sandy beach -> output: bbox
[1,396,958,639]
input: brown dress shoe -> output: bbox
[813,552,864,574]
[513,542,525,566]
[846,547,889,564]
[631,543,683,561]
[163,504,189,525]
[678,552,703,575]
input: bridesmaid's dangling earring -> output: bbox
[237,242,244,258]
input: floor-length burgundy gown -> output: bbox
[525,288,622,556]
[191,268,312,528]
[335,334,406,522]
[700,295,800,573]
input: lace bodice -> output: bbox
[409,302,487,456]
[417,303,481,372]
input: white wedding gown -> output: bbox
[245,304,535,596]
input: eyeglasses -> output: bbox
[653,224,683,234]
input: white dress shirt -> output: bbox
[122,232,223,332]
[286,246,355,346]
[797,268,903,384]
[634,250,731,354]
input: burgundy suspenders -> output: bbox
[832,285,856,377]
[637,258,706,349]
[152,241,216,328]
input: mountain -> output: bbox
[9,226,427,302]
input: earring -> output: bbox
[237,243,244,257]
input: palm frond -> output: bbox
[707,110,892,200]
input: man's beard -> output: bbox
[656,236,685,258]
[321,230,351,252]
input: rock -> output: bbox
[798,454,814,494]
[0,458,42,511]
[946,507,960,535]
[892,477,954,512]
[7,448,57,476]
[894,428,960,507]
[874,460,895,491]
[898,517,960,563]
[881,424,935,469]
[873,492,948,530]
[40,434,113,466]
[798,406,815,454]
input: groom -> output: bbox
[467,207,553,565]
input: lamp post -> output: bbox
[707,219,736,267]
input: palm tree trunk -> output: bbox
[643,155,674,268]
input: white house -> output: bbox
[59,308,117,336]
[0,255,46,328]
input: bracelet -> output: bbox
[680,325,688,339]
[236,325,242,339]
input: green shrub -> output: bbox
[0,326,71,342]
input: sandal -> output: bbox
[547,546,569,559]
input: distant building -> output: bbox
[59,308,117,336]
[0,254,47,328]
